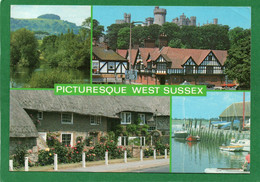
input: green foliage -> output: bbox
[82,18,104,41]
[117,27,130,49]
[168,39,183,48]
[199,24,230,50]
[155,141,169,155]
[41,30,90,69]
[85,136,93,146]
[160,22,181,42]
[224,28,251,89]
[10,28,39,67]
[106,23,129,50]
[27,68,83,88]
[37,14,61,20]
[144,147,154,157]
[11,18,81,35]
[13,146,28,167]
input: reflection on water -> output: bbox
[10,65,90,88]
[172,125,247,173]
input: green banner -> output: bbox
[54,84,207,96]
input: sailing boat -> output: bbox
[173,97,189,138]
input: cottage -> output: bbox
[10,90,170,153]
[92,46,128,84]
[117,47,230,87]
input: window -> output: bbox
[185,66,193,74]
[92,61,99,74]
[138,114,146,125]
[108,62,115,70]
[90,116,101,125]
[147,63,152,69]
[61,133,72,146]
[208,53,213,61]
[206,66,213,74]
[121,112,131,124]
[37,111,43,120]
[157,63,166,71]
[61,113,73,124]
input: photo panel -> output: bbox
[171,92,251,173]
[10,5,91,88]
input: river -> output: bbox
[171,125,248,173]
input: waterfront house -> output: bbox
[10,90,170,153]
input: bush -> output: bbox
[12,146,28,167]
[144,147,154,157]
[155,141,169,155]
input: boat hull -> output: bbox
[219,145,243,152]
[174,132,189,139]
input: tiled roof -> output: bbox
[116,47,227,69]
[93,47,127,61]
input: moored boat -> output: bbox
[219,145,243,152]
[173,130,189,138]
[230,139,250,152]
[186,135,200,142]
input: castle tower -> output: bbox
[124,13,131,23]
[190,16,196,26]
[179,13,186,26]
[153,6,166,26]
[213,18,218,25]
[146,17,154,26]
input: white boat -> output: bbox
[230,139,250,152]
[219,145,244,152]
[205,168,250,173]
[173,130,189,138]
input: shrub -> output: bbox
[12,146,28,167]
[144,147,154,157]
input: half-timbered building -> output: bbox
[92,46,128,84]
[117,47,230,87]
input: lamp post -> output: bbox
[129,21,144,84]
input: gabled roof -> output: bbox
[219,102,250,118]
[139,48,160,67]
[116,49,128,58]
[93,47,127,61]
[159,47,227,69]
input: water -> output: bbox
[171,125,247,173]
[10,65,90,88]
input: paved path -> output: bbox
[61,158,169,172]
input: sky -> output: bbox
[93,6,251,30]
[11,5,91,26]
[172,92,251,119]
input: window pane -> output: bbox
[62,134,71,146]
[62,113,72,123]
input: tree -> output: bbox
[224,28,251,89]
[160,22,181,42]
[117,27,130,49]
[199,24,230,50]
[106,23,129,50]
[180,26,201,49]
[10,28,39,67]
[168,39,183,48]
[82,18,104,41]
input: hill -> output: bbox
[10,16,82,35]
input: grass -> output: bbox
[12,156,167,172]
